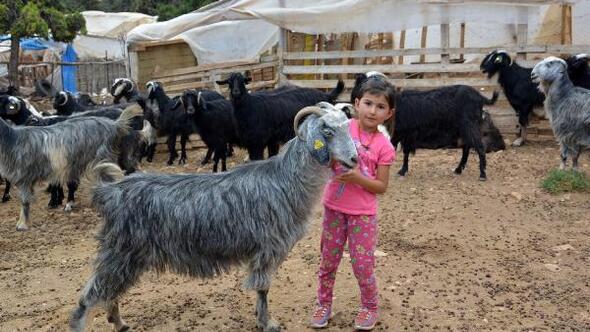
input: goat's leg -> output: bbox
[2,179,10,203]
[212,149,220,173]
[475,144,487,181]
[559,143,569,170]
[397,145,411,176]
[513,111,529,146]
[256,289,280,332]
[178,134,188,165]
[248,145,265,161]
[267,142,280,157]
[146,143,157,163]
[166,134,178,165]
[106,300,129,332]
[16,185,34,231]
[64,181,79,213]
[201,148,213,165]
[571,145,581,171]
[48,185,62,209]
[70,275,101,332]
[454,146,470,175]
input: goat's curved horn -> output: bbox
[196,91,203,106]
[293,106,325,140]
[58,91,68,106]
[7,96,21,114]
[113,82,126,96]
[575,53,589,60]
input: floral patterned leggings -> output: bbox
[316,206,378,312]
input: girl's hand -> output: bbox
[334,166,362,184]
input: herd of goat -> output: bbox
[0,50,589,331]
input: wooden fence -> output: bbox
[5,60,126,95]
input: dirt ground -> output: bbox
[0,140,589,332]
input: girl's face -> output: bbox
[354,93,393,131]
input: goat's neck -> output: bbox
[280,138,329,194]
[545,75,575,119]
[0,119,15,156]
[497,63,526,88]
[152,90,171,110]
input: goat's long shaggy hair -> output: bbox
[0,105,140,187]
[532,57,590,166]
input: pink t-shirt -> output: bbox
[323,118,395,215]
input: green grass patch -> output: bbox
[541,169,590,194]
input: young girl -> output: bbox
[310,76,396,330]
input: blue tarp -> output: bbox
[0,36,49,50]
[61,44,78,93]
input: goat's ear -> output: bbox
[172,97,182,110]
[244,77,252,84]
[216,79,229,85]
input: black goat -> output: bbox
[143,81,198,165]
[176,90,237,172]
[111,78,142,104]
[216,72,344,160]
[480,50,545,146]
[565,54,590,89]
[393,86,500,180]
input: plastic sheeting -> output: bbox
[82,11,157,39]
[62,44,78,93]
[127,0,581,65]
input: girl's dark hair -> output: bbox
[356,75,396,108]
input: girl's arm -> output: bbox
[334,164,391,194]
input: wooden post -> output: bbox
[441,24,450,79]
[459,23,466,62]
[398,30,406,65]
[561,4,572,45]
[419,26,428,63]
[277,0,287,86]
[516,23,528,61]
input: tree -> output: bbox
[0,1,86,91]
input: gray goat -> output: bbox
[531,56,590,169]
[70,102,358,332]
[0,105,141,231]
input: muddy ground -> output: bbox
[0,140,589,331]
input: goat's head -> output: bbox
[216,72,251,100]
[565,53,589,76]
[293,102,358,168]
[334,102,357,119]
[111,78,134,97]
[174,90,203,115]
[480,110,506,152]
[145,81,163,99]
[0,85,17,96]
[531,56,568,93]
[0,95,23,116]
[53,91,70,108]
[480,50,511,78]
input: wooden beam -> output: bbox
[459,23,466,62]
[283,63,481,75]
[282,44,590,60]
[420,26,428,63]
[561,4,572,45]
[398,30,406,65]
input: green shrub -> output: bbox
[541,169,590,194]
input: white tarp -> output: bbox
[72,11,157,60]
[127,0,585,64]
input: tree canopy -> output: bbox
[61,0,217,21]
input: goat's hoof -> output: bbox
[264,319,281,332]
[117,325,130,332]
[16,224,28,231]
[200,160,209,166]
[178,158,187,165]
[2,195,10,203]
[453,169,463,175]
[479,176,487,181]
[64,202,74,213]
[511,138,524,147]
[48,202,60,209]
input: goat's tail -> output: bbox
[87,162,124,186]
[483,90,499,105]
[328,79,345,102]
[116,104,144,134]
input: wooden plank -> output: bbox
[459,23,466,62]
[420,26,428,63]
[398,30,406,65]
[287,78,499,89]
[516,23,528,61]
[153,62,278,84]
[283,44,590,60]
[153,60,256,79]
[283,63,481,75]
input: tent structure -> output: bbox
[127,0,587,66]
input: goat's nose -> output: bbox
[351,156,358,165]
